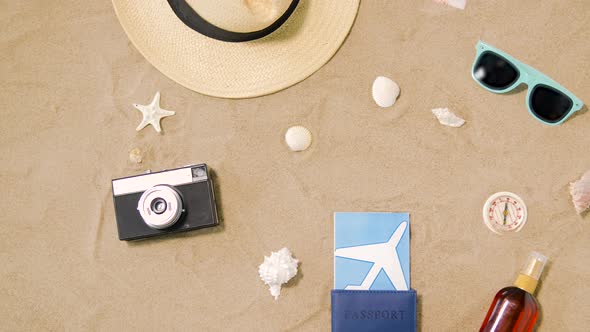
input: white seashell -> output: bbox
[570,170,590,214]
[258,247,299,300]
[129,147,143,163]
[372,76,400,108]
[285,126,312,152]
[433,0,467,10]
[432,108,466,127]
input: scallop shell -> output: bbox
[285,126,312,152]
[372,76,400,108]
[570,170,590,214]
[258,248,299,300]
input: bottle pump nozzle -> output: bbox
[514,251,548,294]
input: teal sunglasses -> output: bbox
[472,41,583,125]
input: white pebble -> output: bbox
[285,126,312,152]
[372,76,400,108]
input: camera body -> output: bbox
[112,164,218,241]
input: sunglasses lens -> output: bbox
[473,52,519,90]
[530,85,573,123]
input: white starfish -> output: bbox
[133,91,175,133]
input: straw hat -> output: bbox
[112,0,360,98]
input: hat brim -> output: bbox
[112,0,360,99]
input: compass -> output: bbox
[482,192,528,234]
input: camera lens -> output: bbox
[137,185,183,229]
[150,198,167,215]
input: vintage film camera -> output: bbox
[112,164,218,240]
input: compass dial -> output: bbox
[483,192,528,234]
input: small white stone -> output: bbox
[285,126,312,152]
[372,76,400,108]
[129,147,143,163]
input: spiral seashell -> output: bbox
[570,170,590,214]
[258,248,299,300]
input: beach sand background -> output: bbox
[2,0,589,330]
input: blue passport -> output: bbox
[332,213,416,331]
[331,290,417,332]
[334,212,410,290]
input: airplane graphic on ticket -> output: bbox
[334,212,410,291]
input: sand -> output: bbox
[1,0,589,330]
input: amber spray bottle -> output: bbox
[479,252,548,332]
